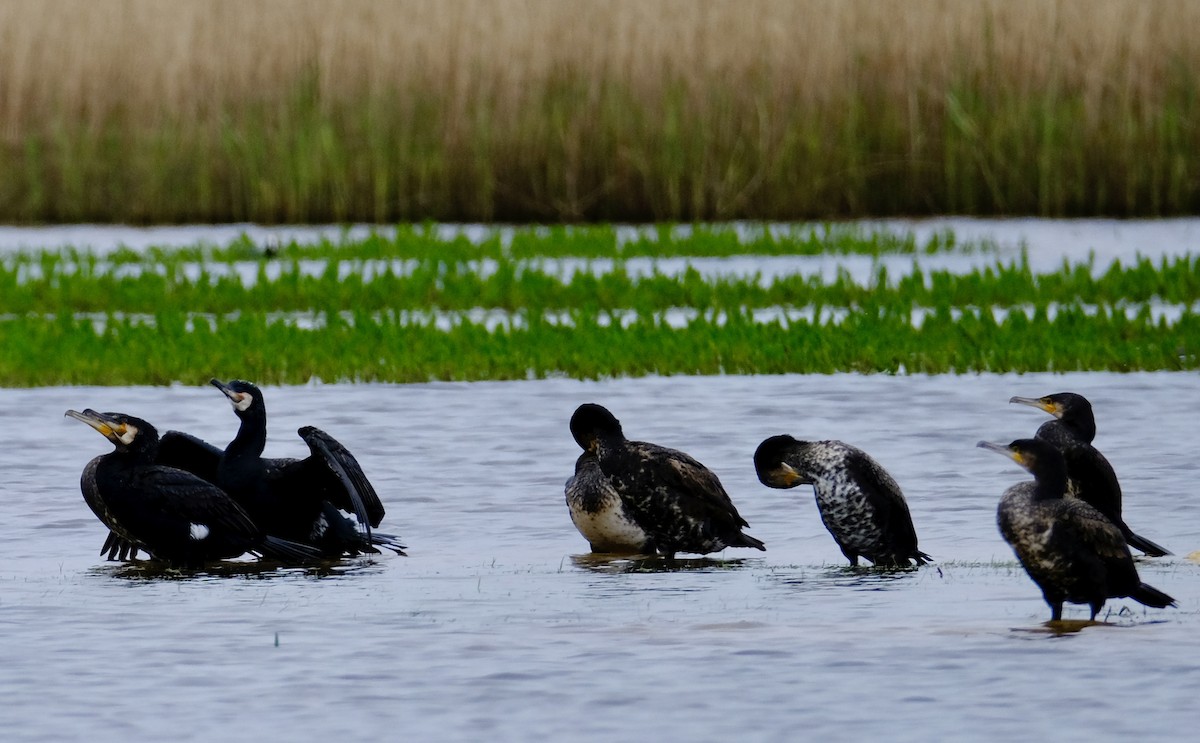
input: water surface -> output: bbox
[1,372,1197,741]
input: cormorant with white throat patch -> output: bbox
[568,403,765,559]
[1010,392,1170,556]
[207,379,405,557]
[753,435,930,567]
[978,437,1175,622]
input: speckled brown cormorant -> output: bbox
[564,452,654,554]
[67,409,319,565]
[978,437,1175,621]
[568,403,765,559]
[753,435,930,567]
[207,379,405,557]
[1010,392,1170,556]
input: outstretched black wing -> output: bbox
[297,426,386,531]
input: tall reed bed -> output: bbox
[2,1,1199,223]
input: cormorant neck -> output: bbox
[228,410,267,457]
[1031,467,1068,501]
[1062,413,1096,442]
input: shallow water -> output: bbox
[1,372,1198,741]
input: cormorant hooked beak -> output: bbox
[776,462,803,486]
[66,409,138,445]
[1008,396,1062,418]
[210,378,253,412]
[976,440,1025,467]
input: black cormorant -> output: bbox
[96,429,227,561]
[67,409,318,565]
[564,452,654,554]
[1010,392,1170,556]
[568,403,765,558]
[207,379,405,556]
[978,437,1175,621]
[753,435,930,567]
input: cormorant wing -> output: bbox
[1054,500,1130,563]
[844,449,921,552]
[157,430,224,484]
[297,426,386,530]
[644,442,750,529]
[1060,444,1123,522]
[125,465,261,541]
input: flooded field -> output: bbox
[1,371,1197,741]
[1,219,1198,740]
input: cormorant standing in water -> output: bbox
[207,379,405,556]
[1010,392,1170,556]
[568,403,765,558]
[67,409,318,565]
[564,452,654,554]
[978,437,1175,621]
[753,435,930,567]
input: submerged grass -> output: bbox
[1,304,1193,386]
[2,249,1197,315]
[0,227,1196,385]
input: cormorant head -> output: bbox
[569,403,624,452]
[210,378,263,417]
[66,409,159,454]
[1009,392,1096,436]
[977,438,1068,496]
[753,434,811,489]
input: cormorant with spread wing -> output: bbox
[206,379,405,556]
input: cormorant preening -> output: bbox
[978,438,1175,622]
[66,409,318,565]
[753,435,930,567]
[564,452,654,554]
[1010,393,1170,556]
[207,379,405,557]
[568,403,765,559]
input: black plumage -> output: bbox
[564,452,654,554]
[1010,392,1170,556]
[753,435,930,567]
[97,429,225,561]
[978,437,1176,622]
[568,403,765,559]
[204,379,405,557]
[66,409,318,565]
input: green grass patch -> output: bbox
[2,228,1196,385]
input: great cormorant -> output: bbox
[1009,392,1170,556]
[207,379,405,557]
[978,437,1175,621]
[67,409,318,565]
[568,403,765,558]
[753,435,930,567]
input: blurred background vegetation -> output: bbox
[2,0,1198,224]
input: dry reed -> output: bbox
[1,0,1198,222]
